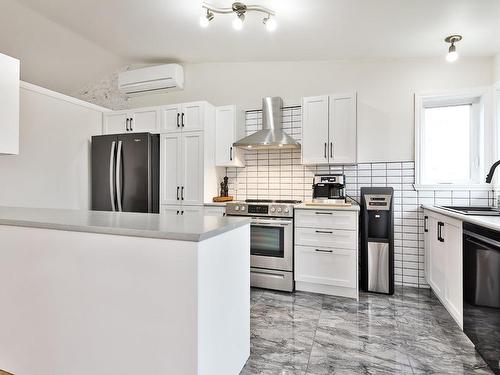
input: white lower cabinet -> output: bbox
[294,208,359,299]
[295,246,357,288]
[161,204,203,216]
[424,209,463,327]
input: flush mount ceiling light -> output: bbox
[445,35,462,63]
[200,2,277,32]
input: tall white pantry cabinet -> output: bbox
[0,52,20,155]
[105,101,220,215]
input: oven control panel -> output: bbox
[225,202,294,217]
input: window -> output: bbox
[415,91,486,187]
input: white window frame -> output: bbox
[414,88,494,190]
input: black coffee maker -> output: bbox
[312,174,346,203]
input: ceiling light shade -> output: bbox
[263,15,277,32]
[444,35,462,63]
[232,13,244,30]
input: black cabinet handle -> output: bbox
[126,118,130,131]
[181,186,184,200]
[181,210,184,215]
[315,249,333,253]
[129,118,133,131]
[316,230,333,234]
[437,222,445,242]
[230,146,233,161]
[176,210,179,215]
[324,142,327,158]
[176,186,180,200]
[330,142,333,158]
[177,113,180,128]
[315,211,332,215]
[424,216,428,232]
[181,113,185,127]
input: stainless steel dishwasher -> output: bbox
[463,222,500,375]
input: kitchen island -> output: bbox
[0,207,251,375]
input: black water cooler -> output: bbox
[360,187,394,295]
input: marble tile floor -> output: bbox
[241,287,493,375]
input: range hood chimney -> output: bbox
[233,97,300,150]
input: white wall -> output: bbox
[0,84,103,209]
[495,53,500,83]
[0,0,125,96]
[129,58,493,162]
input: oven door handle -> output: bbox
[251,220,292,226]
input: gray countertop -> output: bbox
[422,205,500,232]
[0,206,250,242]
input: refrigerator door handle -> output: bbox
[109,141,116,211]
[116,140,123,212]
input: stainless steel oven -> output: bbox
[226,200,300,292]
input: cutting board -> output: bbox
[212,196,234,202]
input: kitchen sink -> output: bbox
[440,206,500,216]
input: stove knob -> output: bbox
[234,206,240,211]
[241,206,245,211]
[270,207,276,213]
[284,207,290,213]
[277,207,283,213]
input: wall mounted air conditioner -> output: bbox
[118,64,184,96]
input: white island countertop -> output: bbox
[423,205,500,232]
[0,206,250,242]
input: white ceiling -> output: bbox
[16,0,500,63]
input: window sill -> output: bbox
[413,184,496,191]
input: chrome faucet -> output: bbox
[486,160,500,183]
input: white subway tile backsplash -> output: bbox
[225,106,496,289]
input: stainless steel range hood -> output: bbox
[233,97,300,150]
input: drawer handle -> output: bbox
[315,212,333,215]
[315,230,333,234]
[315,249,333,253]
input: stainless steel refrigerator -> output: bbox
[91,133,159,213]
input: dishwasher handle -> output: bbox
[464,230,500,249]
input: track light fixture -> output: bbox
[445,35,462,63]
[200,2,277,32]
[199,8,214,28]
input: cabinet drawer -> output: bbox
[295,209,357,230]
[295,245,357,288]
[295,227,357,250]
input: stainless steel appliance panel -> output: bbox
[367,242,390,293]
[250,218,293,272]
[250,268,294,292]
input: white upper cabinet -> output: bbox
[131,108,160,133]
[0,53,20,155]
[160,102,205,133]
[182,102,204,132]
[301,93,357,165]
[104,107,159,134]
[329,94,357,164]
[160,104,182,132]
[301,96,329,165]
[215,105,245,167]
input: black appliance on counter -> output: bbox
[312,174,346,203]
[91,133,159,213]
[360,187,394,295]
[463,222,500,375]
